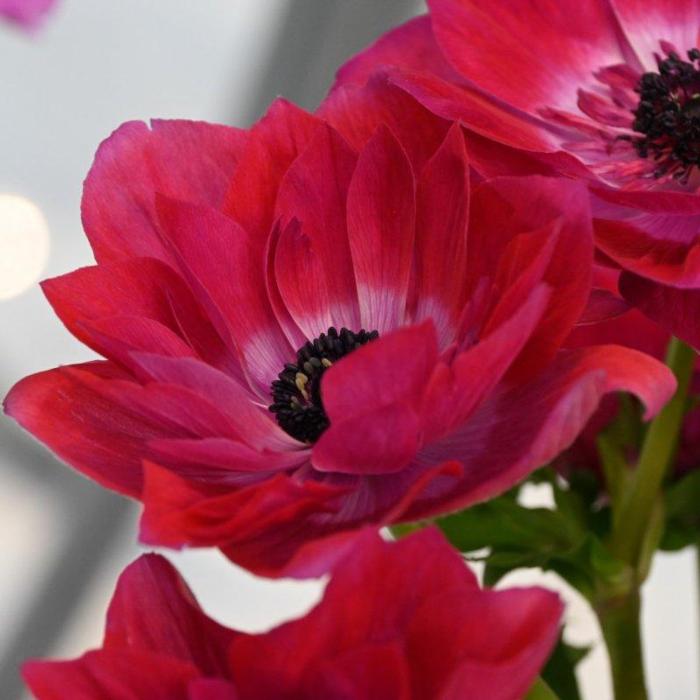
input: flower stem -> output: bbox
[596,591,647,700]
[525,677,560,700]
[611,337,695,567]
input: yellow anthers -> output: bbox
[295,372,309,399]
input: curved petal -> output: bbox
[23,651,198,700]
[411,588,562,700]
[83,120,246,264]
[594,214,700,287]
[274,123,360,336]
[139,463,351,578]
[4,362,158,497]
[428,0,631,114]
[334,15,461,89]
[42,258,239,377]
[104,554,235,675]
[346,125,416,332]
[611,0,700,69]
[407,345,675,519]
[411,123,470,346]
[620,272,700,349]
[223,98,320,249]
[155,197,293,394]
[469,177,594,375]
[320,72,450,190]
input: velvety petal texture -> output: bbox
[24,529,563,700]
[332,1,700,338]
[5,84,675,577]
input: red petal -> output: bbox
[155,197,292,394]
[4,363,157,496]
[274,124,360,336]
[83,120,245,264]
[620,272,700,349]
[346,125,416,332]
[104,554,235,675]
[334,15,460,88]
[429,0,631,114]
[42,258,239,377]
[411,123,470,346]
[408,345,675,519]
[139,463,351,578]
[223,99,319,248]
[321,71,450,173]
[23,650,198,700]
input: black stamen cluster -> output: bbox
[269,327,379,443]
[632,48,700,182]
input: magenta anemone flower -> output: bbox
[0,0,57,30]
[4,95,674,577]
[334,1,700,347]
[23,529,564,700]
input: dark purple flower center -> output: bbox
[632,48,700,182]
[269,327,379,443]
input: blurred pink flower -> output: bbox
[0,0,57,31]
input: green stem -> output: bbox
[525,677,560,700]
[596,591,647,700]
[612,337,695,566]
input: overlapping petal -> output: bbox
[23,530,563,700]
[4,78,675,577]
[332,0,700,335]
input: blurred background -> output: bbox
[0,2,697,698]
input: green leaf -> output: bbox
[660,469,700,551]
[437,495,578,554]
[541,634,589,700]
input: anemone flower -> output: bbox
[23,529,563,700]
[4,95,673,577]
[0,0,57,30]
[334,0,700,347]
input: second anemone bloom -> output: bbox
[5,97,674,576]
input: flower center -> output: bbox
[269,327,379,443]
[632,48,700,182]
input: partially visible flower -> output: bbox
[4,91,674,577]
[23,529,564,700]
[0,0,57,30]
[333,1,700,348]
[561,274,700,481]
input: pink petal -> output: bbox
[0,0,57,30]
[611,0,700,70]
